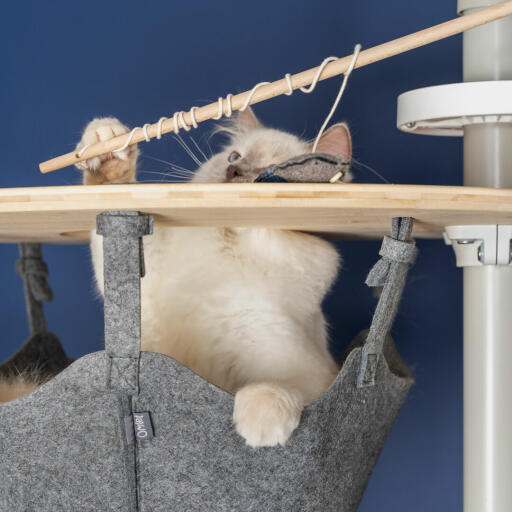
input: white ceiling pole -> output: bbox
[459,1,512,511]
[397,2,512,509]
[461,0,512,187]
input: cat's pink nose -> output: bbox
[226,165,242,181]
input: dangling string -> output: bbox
[311,44,361,153]
[76,44,361,159]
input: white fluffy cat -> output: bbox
[77,109,351,447]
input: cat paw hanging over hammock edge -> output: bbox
[0,214,417,511]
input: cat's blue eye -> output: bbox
[228,151,241,163]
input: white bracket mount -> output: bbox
[444,225,512,267]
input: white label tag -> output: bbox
[125,411,154,444]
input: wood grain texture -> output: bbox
[0,183,511,243]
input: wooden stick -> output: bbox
[40,0,512,174]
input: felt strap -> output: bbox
[16,243,53,335]
[96,211,153,394]
[358,217,417,388]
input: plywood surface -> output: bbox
[1,183,511,243]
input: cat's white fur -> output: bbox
[80,110,349,447]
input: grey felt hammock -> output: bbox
[0,205,417,511]
[0,243,73,388]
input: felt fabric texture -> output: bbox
[0,243,73,384]
[255,153,350,183]
[0,344,411,511]
[0,213,415,511]
[96,211,153,395]
[0,331,72,384]
[16,243,53,336]
[358,218,417,388]
[0,353,137,511]
[134,343,411,512]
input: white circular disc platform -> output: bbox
[397,81,512,136]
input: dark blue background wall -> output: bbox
[1,1,462,510]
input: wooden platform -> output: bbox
[1,183,511,243]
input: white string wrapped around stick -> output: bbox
[40,0,512,173]
[76,45,361,161]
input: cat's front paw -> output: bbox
[75,117,139,184]
[233,383,303,448]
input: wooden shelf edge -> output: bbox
[0,183,510,243]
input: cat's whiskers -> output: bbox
[201,133,214,158]
[137,179,188,184]
[141,155,193,173]
[142,168,194,179]
[350,157,390,184]
[138,170,192,177]
[188,135,209,162]
[137,170,194,182]
[173,133,203,166]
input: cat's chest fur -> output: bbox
[91,225,340,393]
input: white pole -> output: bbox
[463,267,512,511]
[459,1,512,510]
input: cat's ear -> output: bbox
[236,107,262,132]
[310,123,352,160]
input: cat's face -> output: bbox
[191,108,352,183]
